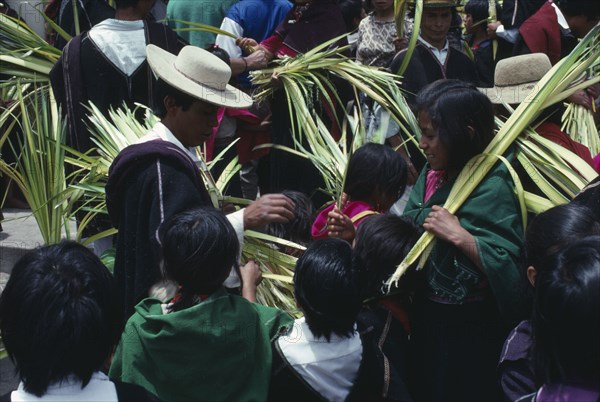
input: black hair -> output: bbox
[338,0,363,32]
[264,190,315,247]
[353,214,421,298]
[153,78,197,118]
[205,44,231,66]
[531,236,600,385]
[555,0,600,19]
[464,0,501,26]
[114,0,138,9]
[416,79,495,169]
[0,241,122,397]
[525,203,600,270]
[294,238,363,341]
[158,207,239,312]
[344,143,408,207]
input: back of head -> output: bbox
[354,214,421,297]
[159,207,239,311]
[532,236,600,385]
[555,0,600,18]
[416,79,495,169]
[294,238,363,341]
[344,143,407,205]
[338,0,363,32]
[264,190,315,247]
[0,241,121,397]
[525,203,600,270]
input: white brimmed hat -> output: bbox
[146,44,253,109]
[480,53,552,104]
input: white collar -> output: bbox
[550,2,570,30]
[88,19,146,77]
[138,122,203,165]
[12,372,117,401]
[418,36,449,52]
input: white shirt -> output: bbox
[139,122,244,287]
[11,372,117,402]
[418,36,449,65]
[88,19,146,77]
[278,317,363,402]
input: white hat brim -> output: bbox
[147,45,253,109]
[479,82,539,105]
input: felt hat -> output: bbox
[146,44,253,109]
[420,0,459,8]
[480,53,552,104]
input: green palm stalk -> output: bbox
[0,82,70,244]
[395,0,423,76]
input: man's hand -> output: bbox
[486,21,502,39]
[243,194,295,229]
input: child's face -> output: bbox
[418,111,450,171]
[463,13,474,34]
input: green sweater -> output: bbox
[403,162,524,319]
[109,288,293,402]
[166,0,237,47]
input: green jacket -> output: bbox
[403,162,524,319]
[109,288,293,402]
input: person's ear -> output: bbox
[527,266,537,287]
[466,125,475,140]
[163,95,178,114]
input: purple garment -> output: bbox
[498,320,537,401]
[536,383,600,402]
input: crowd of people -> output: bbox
[1,0,599,401]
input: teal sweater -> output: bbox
[166,0,237,47]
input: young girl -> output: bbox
[402,79,523,401]
[312,142,407,242]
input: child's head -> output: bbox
[555,0,600,38]
[354,214,421,297]
[264,190,315,249]
[464,0,500,35]
[532,235,600,385]
[0,241,122,397]
[416,79,495,172]
[159,207,239,310]
[344,143,407,211]
[525,203,600,284]
[294,238,363,341]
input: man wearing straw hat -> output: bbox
[389,0,478,104]
[106,45,295,320]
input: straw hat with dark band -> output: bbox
[479,53,552,104]
[146,44,253,109]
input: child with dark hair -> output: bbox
[269,238,373,401]
[313,142,408,242]
[463,0,509,87]
[520,236,600,401]
[109,207,293,401]
[264,190,315,254]
[0,241,159,401]
[498,203,600,401]
[403,79,523,401]
[353,214,421,401]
